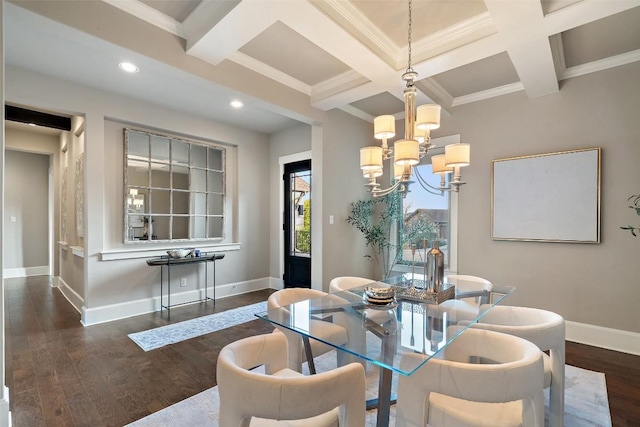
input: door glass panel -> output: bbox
[290,169,311,257]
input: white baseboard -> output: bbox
[269,277,284,290]
[49,275,640,356]
[81,277,271,326]
[566,320,640,356]
[54,276,83,315]
[0,385,11,427]
[3,265,49,278]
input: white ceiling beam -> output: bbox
[543,0,640,35]
[102,0,184,37]
[185,0,281,66]
[484,0,559,98]
[182,0,241,48]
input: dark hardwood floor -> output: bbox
[4,276,640,426]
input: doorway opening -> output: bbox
[283,159,311,288]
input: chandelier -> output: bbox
[359,0,470,197]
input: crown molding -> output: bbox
[452,81,524,107]
[102,0,184,38]
[560,49,640,81]
[317,0,398,67]
[408,12,496,67]
[337,104,374,123]
[228,51,311,96]
[311,70,369,104]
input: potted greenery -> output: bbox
[347,192,436,279]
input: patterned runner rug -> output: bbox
[128,301,268,351]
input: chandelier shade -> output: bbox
[394,139,420,166]
[445,143,471,167]
[431,154,453,174]
[374,115,396,139]
[360,146,383,170]
[416,104,441,130]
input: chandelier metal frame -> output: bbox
[360,0,470,198]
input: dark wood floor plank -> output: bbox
[5,276,639,426]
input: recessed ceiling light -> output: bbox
[28,123,36,127]
[230,100,244,109]
[118,62,139,73]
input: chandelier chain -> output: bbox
[407,0,413,72]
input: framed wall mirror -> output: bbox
[124,128,225,243]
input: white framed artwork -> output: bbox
[491,147,601,243]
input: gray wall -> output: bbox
[7,66,272,312]
[4,149,49,269]
[320,109,378,288]
[436,61,640,333]
[269,123,312,280]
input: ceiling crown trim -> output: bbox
[229,51,311,95]
[452,82,524,107]
[407,12,497,68]
[103,0,185,38]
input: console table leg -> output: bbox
[167,262,171,319]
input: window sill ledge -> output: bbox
[100,243,241,261]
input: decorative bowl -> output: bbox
[364,286,395,305]
[167,249,192,259]
[364,286,394,299]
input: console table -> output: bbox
[146,253,225,316]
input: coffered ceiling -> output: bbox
[5,0,640,133]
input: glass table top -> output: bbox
[255,277,515,376]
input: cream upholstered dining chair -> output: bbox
[472,305,566,427]
[395,328,545,427]
[267,288,350,373]
[217,333,366,426]
[439,275,493,320]
[328,276,374,294]
[328,276,388,370]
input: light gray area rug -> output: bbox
[127,351,611,427]
[128,301,267,351]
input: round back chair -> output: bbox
[395,328,545,427]
[473,305,566,427]
[217,333,365,426]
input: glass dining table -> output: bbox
[255,276,515,427]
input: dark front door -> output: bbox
[283,160,311,288]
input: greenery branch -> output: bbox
[620,194,640,237]
[347,192,437,279]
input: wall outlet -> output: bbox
[180,278,187,287]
